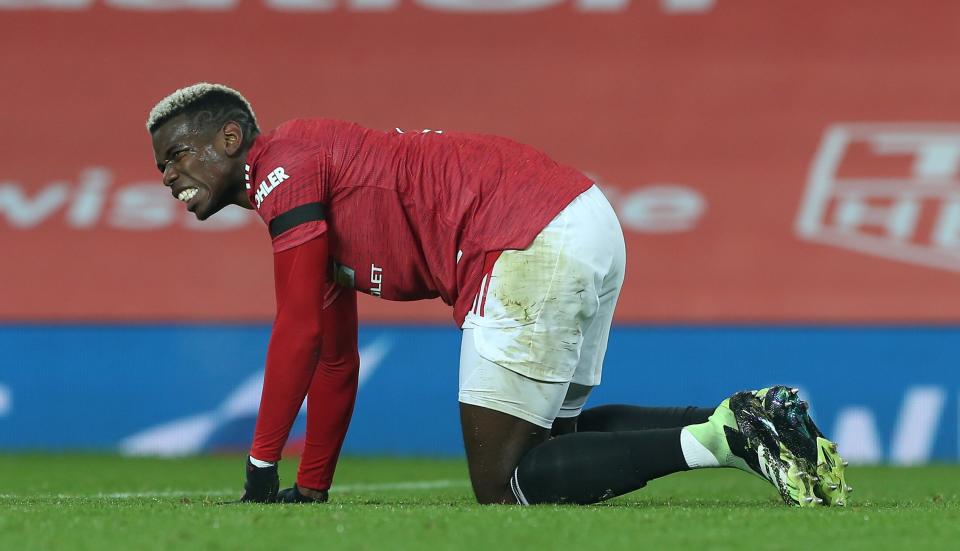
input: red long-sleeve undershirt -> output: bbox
[249,233,360,491]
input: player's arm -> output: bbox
[251,234,332,460]
[289,277,359,498]
[241,233,359,502]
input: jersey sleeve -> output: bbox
[249,139,329,253]
[250,233,360,481]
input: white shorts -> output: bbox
[458,185,626,428]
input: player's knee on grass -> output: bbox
[459,403,551,504]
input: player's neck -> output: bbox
[231,149,255,210]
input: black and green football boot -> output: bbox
[757,385,852,506]
[685,390,822,507]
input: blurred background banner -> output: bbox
[4,0,960,322]
[2,1,959,460]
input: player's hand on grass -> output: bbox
[277,484,329,503]
[239,457,279,503]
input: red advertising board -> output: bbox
[4,1,960,322]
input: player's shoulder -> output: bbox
[272,118,370,140]
[254,119,370,161]
[249,133,313,178]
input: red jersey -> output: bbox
[245,119,592,326]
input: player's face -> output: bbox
[152,116,243,220]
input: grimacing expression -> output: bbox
[151,115,243,221]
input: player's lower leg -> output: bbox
[461,402,700,504]
[510,399,800,505]
[511,427,690,504]
[517,388,851,506]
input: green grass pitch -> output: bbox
[1,455,958,550]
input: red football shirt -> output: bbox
[245,118,593,326]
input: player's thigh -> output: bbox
[462,232,595,385]
[459,327,573,427]
[463,185,625,385]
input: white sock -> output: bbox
[680,427,721,469]
[249,456,276,468]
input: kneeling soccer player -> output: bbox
[146,83,850,507]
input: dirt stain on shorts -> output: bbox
[477,224,592,382]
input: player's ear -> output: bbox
[222,121,244,156]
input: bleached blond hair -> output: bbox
[146,82,259,140]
